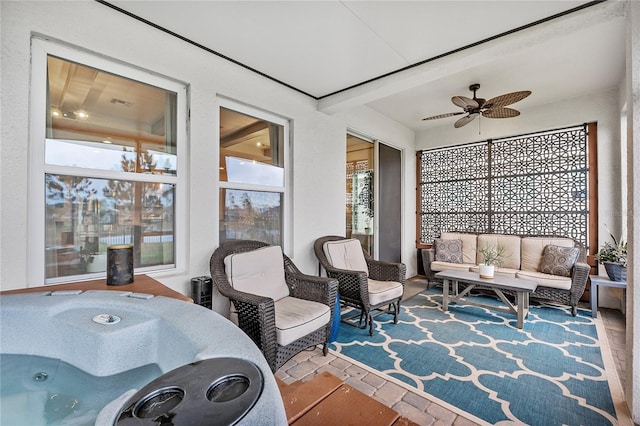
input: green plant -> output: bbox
[477,243,507,267]
[595,231,627,268]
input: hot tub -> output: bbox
[0,290,287,425]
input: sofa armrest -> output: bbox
[570,262,590,301]
[421,248,437,281]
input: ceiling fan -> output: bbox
[422,84,531,128]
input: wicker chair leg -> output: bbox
[394,301,400,324]
[322,342,328,356]
[571,305,577,316]
[368,312,374,336]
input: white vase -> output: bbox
[479,264,494,279]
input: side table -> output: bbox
[589,275,627,318]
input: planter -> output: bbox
[478,264,494,279]
[603,262,626,282]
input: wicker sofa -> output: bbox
[421,232,590,316]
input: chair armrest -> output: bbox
[286,271,338,310]
[366,259,406,284]
[323,264,370,304]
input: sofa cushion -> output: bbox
[440,232,477,264]
[540,244,580,277]
[477,234,521,269]
[434,238,463,263]
[224,245,289,302]
[274,296,331,346]
[516,270,572,290]
[323,239,369,275]
[430,261,477,273]
[367,278,403,306]
[521,237,575,272]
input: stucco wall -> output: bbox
[0,1,417,299]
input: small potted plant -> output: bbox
[477,243,506,279]
[595,232,627,282]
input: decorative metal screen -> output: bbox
[418,124,588,247]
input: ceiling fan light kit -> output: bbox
[423,83,531,128]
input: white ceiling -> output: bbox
[105,0,626,131]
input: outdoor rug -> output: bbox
[330,288,628,425]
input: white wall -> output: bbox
[415,89,625,309]
[0,1,415,299]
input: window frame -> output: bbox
[217,97,291,252]
[28,38,188,285]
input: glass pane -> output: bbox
[346,135,374,255]
[219,189,282,246]
[219,107,284,187]
[46,55,177,176]
[45,174,175,279]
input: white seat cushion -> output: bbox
[274,296,331,346]
[367,279,403,306]
[430,261,477,273]
[323,239,369,275]
[224,245,290,302]
[516,270,572,290]
[469,266,518,278]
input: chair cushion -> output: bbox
[274,296,331,346]
[434,238,463,263]
[224,245,290,302]
[516,270,572,290]
[540,244,580,277]
[367,279,404,306]
[323,239,369,275]
[521,237,574,272]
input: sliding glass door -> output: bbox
[346,133,402,262]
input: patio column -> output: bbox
[626,0,640,422]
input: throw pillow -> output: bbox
[434,238,463,263]
[540,244,580,277]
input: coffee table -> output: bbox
[435,270,538,329]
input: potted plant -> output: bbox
[477,243,506,279]
[595,232,627,282]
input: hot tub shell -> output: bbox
[0,290,287,425]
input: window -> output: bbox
[30,39,186,284]
[417,124,591,249]
[218,102,288,248]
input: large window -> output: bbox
[417,124,592,250]
[30,39,186,284]
[218,102,288,247]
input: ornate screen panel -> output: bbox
[418,125,588,247]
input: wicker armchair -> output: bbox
[210,240,338,372]
[314,236,406,336]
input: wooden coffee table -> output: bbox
[435,270,538,329]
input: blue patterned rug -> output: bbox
[330,288,625,425]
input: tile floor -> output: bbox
[275,277,628,426]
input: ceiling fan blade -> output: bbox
[483,91,531,109]
[452,96,479,109]
[454,113,478,128]
[422,111,465,121]
[482,107,521,119]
